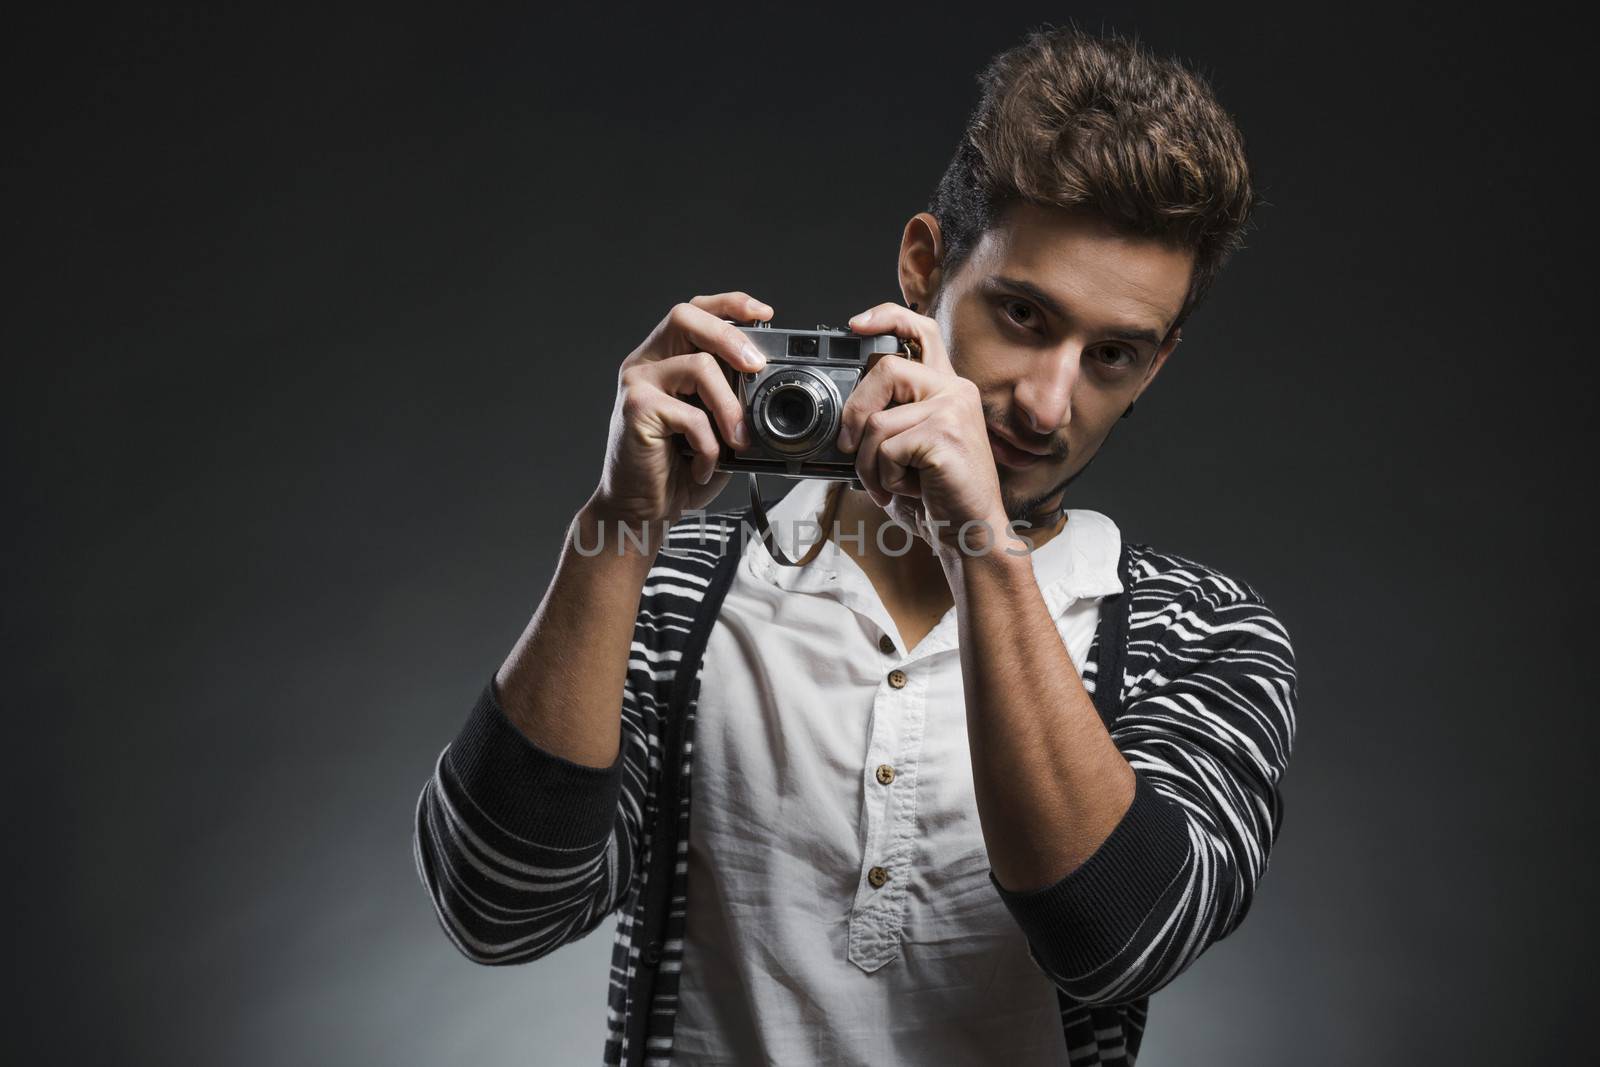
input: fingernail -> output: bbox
[838,427,854,452]
[851,310,873,326]
[742,343,767,369]
[733,420,750,447]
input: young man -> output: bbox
[414,24,1297,1067]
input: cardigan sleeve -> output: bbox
[411,675,639,965]
[411,581,674,965]
[989,574,1298,1005]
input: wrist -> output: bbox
[932,510,1027,563]
[938,513,1032,580]
[574,493,670,561]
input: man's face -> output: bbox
[925,201,1192,523]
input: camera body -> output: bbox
[681,322,905,484]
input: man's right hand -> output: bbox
[589,291,773,529]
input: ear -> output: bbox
[899,212,944,311]
[1136,326,1182,399]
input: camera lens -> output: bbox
[764,383,820,439]
[749,368,841,456]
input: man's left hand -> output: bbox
[837,302,1012,555]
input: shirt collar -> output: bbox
[749,479,1123,615]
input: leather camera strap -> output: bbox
[747,475,843,567]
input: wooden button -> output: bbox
[887,669,907,689]
[878,634,896,655]
[875,764,896,785]
[867,866,889,888]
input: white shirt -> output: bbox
[673,478,1126,1066]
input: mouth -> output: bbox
[987,427,1050,469]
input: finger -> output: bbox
[689,291,774,325]
[646,300,769,374]
[877,423,937,502]
[652,392,722,484]
[852,401,928,505]
[846,303,952,374]
[837,354,942,453]
[652,350,749,449]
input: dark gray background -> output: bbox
[9,3,1592,1064]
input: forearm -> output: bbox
[493,492,665,768]
[946,548,1136,892]
[935,522,1293,1005]
[414,494,662,965]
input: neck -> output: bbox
[824,485,1070,578]
[828,486,935,567]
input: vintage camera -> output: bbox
[680,322,906,484]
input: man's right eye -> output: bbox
[1002,299,1041,332]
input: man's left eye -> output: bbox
[1094,346,1136,369]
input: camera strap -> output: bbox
[746,474,844,568]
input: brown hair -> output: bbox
[929,23,1261,334]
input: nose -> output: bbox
[1013,345,1081,438]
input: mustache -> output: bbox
[982,403,1065,459]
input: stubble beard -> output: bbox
[1001,470,1073,528]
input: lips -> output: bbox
[988,428,1047,468]
[996,428,1051,456]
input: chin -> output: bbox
[999,466,1072,523]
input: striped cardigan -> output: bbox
[413,504,1298,1065]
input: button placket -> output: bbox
[848,661,930,973]
[856,666,902,890]
[858,647,907,841]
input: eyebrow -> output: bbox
[986,275,1170,348]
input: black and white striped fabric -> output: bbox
[413,506,1297,1066]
